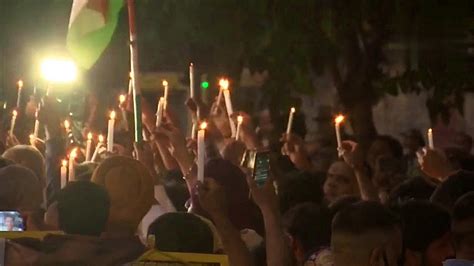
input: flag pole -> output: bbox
[127,0,142,143]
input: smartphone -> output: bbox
[252,151,271,187]
[0,211,24,231]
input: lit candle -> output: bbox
[91,135,104,162]
[197,122,207,183]
[220,79,236,136]
[10,110,17,137]
[29,134,35,146]
[107,111,116,152]
[33,110,40,138]
[64,120,71,134]
[16,80,23,108]
[428,128,434,149]
[61,160,68,189]
[155,97,165,128]
[85,132,93,161]
[286,107,296,135]
[162,80,169,110]
[334,115,345,156]
[189,63,195,98]
[119,94,129,130]
[235,115,243,141]
[68,149,77,182]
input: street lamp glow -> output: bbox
[41,59,78,83]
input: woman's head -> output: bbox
[0,165,43,211]
[323,161,359,203]
[3,145,45,187]
[92,156,154,234]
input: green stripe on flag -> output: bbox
[67,0,124,69]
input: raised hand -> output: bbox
[280,133,312,171]
[246,172,278,213]
[417,148,456,181]
[339,140,365,170]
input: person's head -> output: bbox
[147,213,213,254]
[0,165,43,211]
[398,200,453,266]
[283,202,332,264]
[388,177,436,205]
[331,201,402,266]
[278,171,324,214]
[4,214,14,231]
[57,181,110,236]
[323,161,359,203]
[402,129,425,155]
[454,132,472,154]
[367,135,403,171]
[452,192,474,260]
[431,170,474,212]
[2,145,46,187]
[92,156,154,234]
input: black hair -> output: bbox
[278,171,324,214]
[332,201,400,235]
[431,170,474,212]
[283,202,332,253]
[163,169,189,212]
[375,135,404,159]
[452,192,474,222]
[328,195,361,220]
[397,200,450,252]
[57,181,110,236]
[387,177,436,206]
[147,213,213,254]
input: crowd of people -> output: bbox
[0,89,473,266]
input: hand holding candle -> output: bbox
[85,132,93,161]
[155,97,165,128]
[197,122,207,183]
[92,135,104,162]
[286,107,296,135]
[427,128,434,149]
[107,111,116,152]
[61,160,68,189]
[334,115,345,156]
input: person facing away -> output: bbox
[397,200,454,266]
[444,192,474,265]
[331,201,402,266]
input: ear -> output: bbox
[404,249,421,266]
[369,247,385,266]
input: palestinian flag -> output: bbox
[66,0,124,69]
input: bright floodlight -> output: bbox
[41,59,78,83]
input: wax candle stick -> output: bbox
[215,86,223,113]
[33,110,40,138]
[64,120,71,134]
[286,107,296,135]
[235,115,243,141]
[61,160,68,189]
[189,63,195,99]
[428,128,434,149]
[220,79,236,136]
[334,115,345,156]
[197,122,207,183]
[119,94,129,130]
[155,97,165,128]
[68,149,77,182]
[162,80,169,110]
[107,111,116,152]
[10,110,17,137]
[85,132,93,161]
[16,80,23,108]
[91,135,104,162]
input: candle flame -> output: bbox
[219,79,229,90]
[162,80,168,86]
[110,111,116,120]
[62,160,68,167]
[70,148,77,158]
[335,115,345,125]
[98,135,104,143]
[237,115,243,123]
[428,128,432,134]
[64,120,70,129]
[12,110,17,116]
[290,107,296,113]
[87,132,93,140]
[119,94,126,104]
[17,80,23,88]
[200,122,208,130]
[29,134,35,139]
